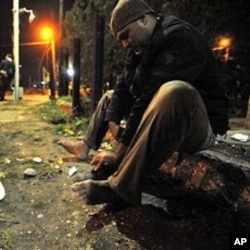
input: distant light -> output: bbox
[218,37,232,48]
[40,27,53,41]
[67,67,74,77]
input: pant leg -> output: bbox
[0,77,5,100]
[83,90,114,150]
[108,81,215,204]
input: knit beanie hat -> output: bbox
[110,0,155,36]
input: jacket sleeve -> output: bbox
[0,60,15,80]
[104,74,134,124]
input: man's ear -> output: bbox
[138,15,148,27]
[141,15,148,25]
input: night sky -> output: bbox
[0,0,74,85]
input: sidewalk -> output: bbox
[0,92,50,123]
[4,91,50,102]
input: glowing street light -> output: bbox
[40,27,53,41]
[219,37,232,62]
[213,36,233,62]
[218,37,232,49]
[12,0,36,100]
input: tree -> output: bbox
[63,0,250,116]
[63,0,122,88]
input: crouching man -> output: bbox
[71,0,228,206]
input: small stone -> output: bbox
[33,157,42,163]
[24,168,37,177]
[0,181,6,200]
[68,166,77,176]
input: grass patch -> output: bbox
[37,98,90,137]
[55,117,90,137]
[0,230,14,249]
[38,100,69,124]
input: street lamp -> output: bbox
[12,0,36,101]
[213,36,232,62]
[19,8,36,23]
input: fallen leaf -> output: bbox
[57,158,64,165]
[4,157,11,164]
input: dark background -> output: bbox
[0,0,74,87]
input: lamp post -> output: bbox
[12,0,35,100]
[213,36,232,62]
[218,37,232,62]
[40,26,56,99]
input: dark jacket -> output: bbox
[0,58,15,81]
[106,15,229,146]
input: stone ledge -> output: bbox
[198,141,250,176]
[145,140,250,214]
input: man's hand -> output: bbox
[90,143,127,171]
[0,70,7,78]
[90,151,116,171]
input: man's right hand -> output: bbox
[90,142,127,172]
[90,151,117,171]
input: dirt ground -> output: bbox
[0,95,248,250]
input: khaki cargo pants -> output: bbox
[108,80,215,204]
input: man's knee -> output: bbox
[159,80,194,93]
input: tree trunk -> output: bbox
[246,96,250,129]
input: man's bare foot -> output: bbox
[72,163,118,183]
[72,171,106,183]
[57,140,89,160]
[72,172,94,183]
[71,180,122,205]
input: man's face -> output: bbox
[115,17,150,52]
